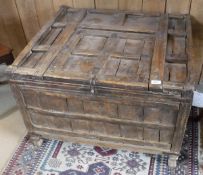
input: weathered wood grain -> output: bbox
[0,16,11,48]
[166,0,191,14]
[73,0,95,8]
[53,0,73,12]
[35,0,55,27]
[0,0,27,56]
[95,0,118,9]
[16,0,40,42]
[143,0,166,13]
[119,0,142,11]
[190,0,203,39]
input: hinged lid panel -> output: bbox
[10,7,199,93]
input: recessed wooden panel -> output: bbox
[124,39,144,57]
[39,28,63,45]
[124,15,160,33]
[105,123,120,136]
[99,57,120,76]
[89,121,105,134]
[160,129,174,143]
[121,125,143,139]
[118,104,143,121]
[75,36,106,53]
[168,18,186,34]
[71,119,89,133]
[83,100,102,114]
[68,98,84,113]
[144,107,161,124]
[84,100,118,118]
[80,12,124,28]
[169,63,187,83]
[142,40,154,56]
[160,107,178,125]
[116,59,139,78]
[21,52,44,68]
[23,89,39,107]
[144,128,159,141]
[30,112,72,130]
[63,55,98,78]
[40,94,67,111]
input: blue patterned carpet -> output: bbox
[3,112,199,175]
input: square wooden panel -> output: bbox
[168,17,186,34]
[39,94,68,112]
[120,125,143,139]
[67,98,84,113]
[124,39,144,57]
[63,55,98,77]
[159,107,178,126]
[116,59,139,78]
[118,104,143,121]
[83,100,118,117]
[164,63,187,83]
[143,128,159,142]
[144,107,161,124]
[80,12,124,28]
[74,36,106,54]
[104,123,120,136]
[22,89,40,107]
[89,121,106,135]
[160,129,174,143]
[71,119,89,133]
[124,15,160,32]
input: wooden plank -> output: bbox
[0,16,11,49]
[0,0,27,57]
[119,0,142,11]
[35,0,55,27]
[143,0,166,13]
[16,0,40,42]
[166,0,191,14]
[149,14,168,90]
[73,0,95,8]
[190,0,203,38]
[186,15,203,88]
[53,0,73,12]
[95,0,118,9]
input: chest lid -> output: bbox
[9,6,200,93]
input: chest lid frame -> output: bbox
[8,6,200,95]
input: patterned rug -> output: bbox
[2,113,199,175]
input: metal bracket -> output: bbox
[90,75,96,95]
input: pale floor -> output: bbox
[0,84,26,173]
[0,83,203,174]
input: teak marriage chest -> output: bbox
[8,6,202,167]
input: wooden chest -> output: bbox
[8,6,201,167]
